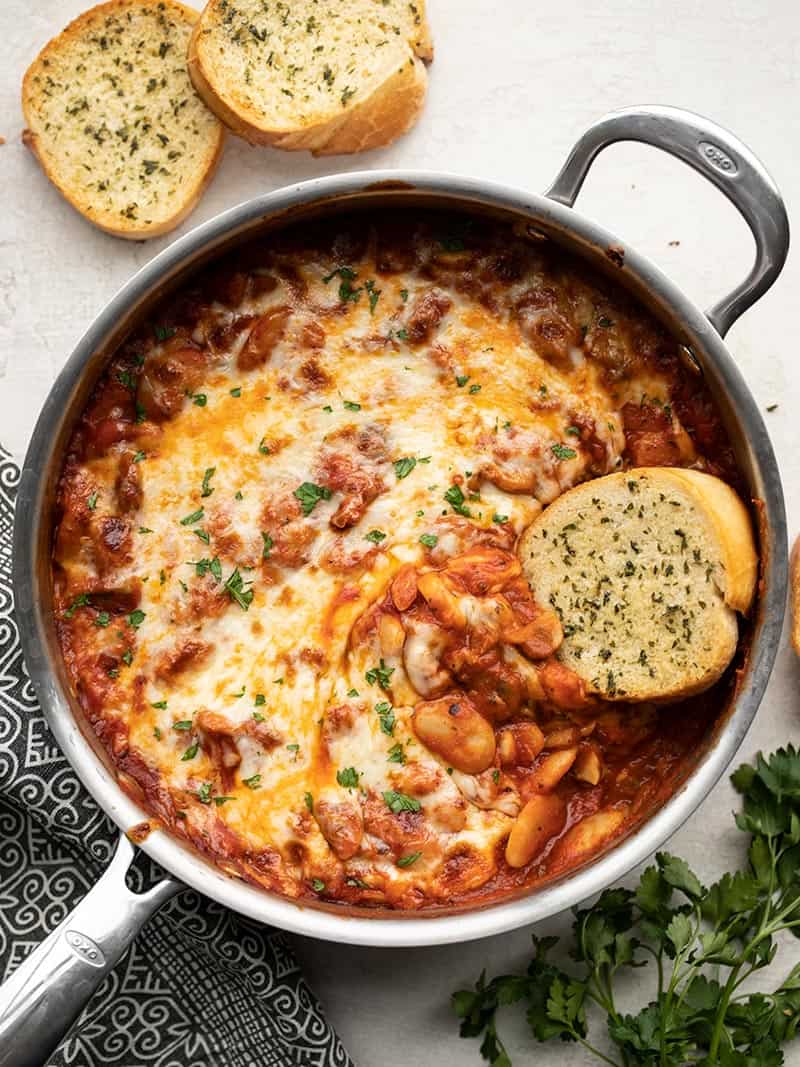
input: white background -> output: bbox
[3,2,800,1064]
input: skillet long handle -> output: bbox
[0,834,180,1067]
[546,104,790,337]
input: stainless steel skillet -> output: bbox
[1,105,789,1067]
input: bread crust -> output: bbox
[187,0,431,156]
[519,468,757,704]
[21,0,225,239]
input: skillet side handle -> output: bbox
[0,834,180,1067]
[545,105,790,337]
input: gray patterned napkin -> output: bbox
[0,446,353,1067]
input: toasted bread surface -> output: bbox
[519,468,757,703]
[22,0,224,239]
[188,0,431,154]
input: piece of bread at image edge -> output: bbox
[187,0,433,155]
[519,467,758,704]
[21,0,225,239]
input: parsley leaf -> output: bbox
[261,532,273,559]
[180,508,205,526]
[551,443,577,461]
[394,456,417,480]
[243,774,261,789]
[382,790,420,814]
[365,659,394,689]
[397,851,421,867]
[337,766,360,789]
[375,701,395,736]
[444,484,471,516]
[419,533,438,548]
[224,568,253,611]
[365,529,386,544]
[293,481,332,516]
[201,467,215,498]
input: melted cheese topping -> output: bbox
[52,213,714,908]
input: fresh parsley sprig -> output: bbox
[453,746,800,1066]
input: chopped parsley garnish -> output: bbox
[243,774,262,789]
[261,532,273,559]
[387,742,406,764]
[138,526,153,534]
[322,404,333,413]
[181,741,199,761]
[598,315,614,327]
[193,556,222,581]
[492,513,509,525]
[551,443,577,461]
[304,792,314,812]
[87,492,98,511]
[396,328,409,341]
[365,279,381,313]
[419,533,438,548]
[253,712,265,723]
[468,383,481,394]
[254,693,266,707]
[365,529,386,544]
[229,387,242,397]
[213,796,234,806]
[194,529,210,544]
[200,467,216,498]
[121,649,133,666]
[565,425,581,437]
[173,720,193,731]
[258,438,271,455]
[347,688,360,698]
[94,611,111,628]
[311,878,326,893]
[132,450,146,463]
[224,568,254,611]
[322,265,361,303]
[365,659,394,689]
[286,743,300,758]
[375,701,395,735]
[400,289,409,302]
[337,766,361,789]
[343,399,361,411]
[127,609,146,629]
[180,508,205,526]
[455,374,469,387]
[151,699,167,710]
[192,393,207,407]
[294,481,332,516]
[444,484,471,516]
[153,726,162,740]
[382,790,421,814]
[197,782,213,805]
[397,851,421,867]
[394,456,417,480]
[153,324,176,342]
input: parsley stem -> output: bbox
[573,1032,624,1067]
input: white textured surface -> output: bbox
[3,1,800,1064]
